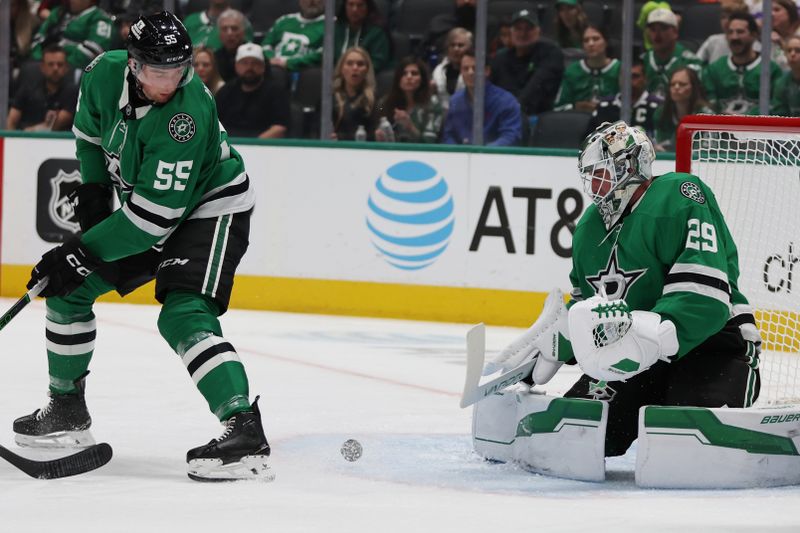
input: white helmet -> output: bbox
[578,121,655,229]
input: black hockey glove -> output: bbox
[28,238,103,298]
[68,183,113,232]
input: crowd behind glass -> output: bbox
[6,0,800,150]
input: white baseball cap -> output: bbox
[235,42,264,63]
[647,8,678,27]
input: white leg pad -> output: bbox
[473,389,608,481]
[636,405,800,488]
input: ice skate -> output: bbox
[187,396,273,482]
[13,373,95,449]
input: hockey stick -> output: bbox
[0,278,48,332]
[0,442,112,479]
[459,324,536,408]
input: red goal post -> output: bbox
[675,114,800,404]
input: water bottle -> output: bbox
[355,125,367,142]
[378,117,395,143]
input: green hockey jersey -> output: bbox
[182,11,254,51]
[702,54,782,115]
[71,51,255,262]
[641,43,702,99]
[569,172,751,358]
[554,59,621,110]
[31,5,113,69]
[770,70,800,116]
[262,13,325,71]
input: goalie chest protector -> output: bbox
[569,172,750,358]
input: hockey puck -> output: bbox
[340,439,362,462]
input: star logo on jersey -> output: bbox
[587,380,616,401]
[680,182,706,204]
[168,113,195,143]
[585,246,646,300]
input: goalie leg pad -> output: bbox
[473,390,608,481]
[636,405,800,488]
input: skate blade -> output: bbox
[15,430,96,449]
[187,455,275,482]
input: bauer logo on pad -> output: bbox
[36,159,82,243]
[365,161,455,271]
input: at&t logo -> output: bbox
[366,161,454,270]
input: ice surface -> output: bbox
[0,299,798,532]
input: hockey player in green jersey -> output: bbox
[485,121,762,456]
[14,11,272,482]
[31,0,113,70]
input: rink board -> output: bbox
[1,133,784,329]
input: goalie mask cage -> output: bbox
[676,114,800,405]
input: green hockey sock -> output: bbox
[159,292,250,420]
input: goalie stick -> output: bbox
[0,442,113,479]
[0,279,114,478]
[460,324,536,408]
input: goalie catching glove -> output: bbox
[28,238,103,298]
[484,289,572,385]
[568,294,679,382]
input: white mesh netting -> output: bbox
[690,129,800,405]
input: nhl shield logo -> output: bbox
[49,169,82,233]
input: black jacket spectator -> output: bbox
[215,43,290,138]
[490,40,564,115]
[490,10,564,115]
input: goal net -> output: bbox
[676,115,800,405]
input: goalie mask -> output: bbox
[128,11,194,99]
[578,121,655,229]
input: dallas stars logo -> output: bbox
[585,246,646,300]
[588,380,616,401]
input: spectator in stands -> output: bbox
[263,0,325,75]
[555,0,589,49]
[423,0,478,54]
[10,0,38,97]
[332,47,379,140]
[489,18,512,58]
[214,9,250,83]
[636,1,671,51]
[30,0,113,70]
[697,0,754,66]
[36,0,61,21]
[769,0,799,71]
[184,0,231,51]
[432,27,472,111]
[490,9,564,116]
[377,57,443,143]
[6,44,78,131]
[554,25,620,112]
[215,43,290,138]
[194,46,225,95]
[442,47,522,146]
[770,35,800,116]
[653,67,713,151]
[334,0,390,73]
[703,11,781,115]
[587,59,662,138]
[641,8,702,99]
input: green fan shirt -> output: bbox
[702,54,782,115]
[262,13,325,71]
[31,5,113,69]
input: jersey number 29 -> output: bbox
[685,218,718,253]
[155,160,193,191]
